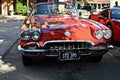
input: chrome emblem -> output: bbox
[64,31,72,36]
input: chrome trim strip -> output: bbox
[80,53,92,56]
[18,45,46,53]
[45,55,59,57]
[90,45,114,51]
[23,42,40,47]
[43,40,95,46]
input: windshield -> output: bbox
[31,2,79,17]
[111,9,120,19]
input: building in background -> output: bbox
[110,0,120,8]
[88,0,110,12]
[0,0,57,16]
[1,0,118,16]
[76,0,110,13]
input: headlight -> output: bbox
[103,29,112,39]
[21,30,41,41]
[31,31,40,40]
[95,30,103,39]
[21,31,30,40]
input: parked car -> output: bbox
[89,7,120,42]
[18,1,113,66]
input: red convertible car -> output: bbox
[18,2,113,66]
[89,7,120,42]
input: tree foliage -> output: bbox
[15,0,27,14]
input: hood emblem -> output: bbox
[64,31,72,37]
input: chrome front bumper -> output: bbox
[18,40,114,56]
[18,44,113,53]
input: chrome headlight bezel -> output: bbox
[94,29,112,39]
[20,29,41,41]
[103,29,112,39]
[31,30,40,40]
[21,30,30,40]
[94,30,104,39]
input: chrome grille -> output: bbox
[43,41,93,55]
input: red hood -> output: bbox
[33,16,108,46]
[34,15,108,30]
[20,15,109,47]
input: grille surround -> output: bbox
[43,40,93,55]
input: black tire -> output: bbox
[22,55,33,66]
[89,55,103,63]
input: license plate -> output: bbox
[59,52,80,61]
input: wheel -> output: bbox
[89,55,103,63]
[22,55,33,66]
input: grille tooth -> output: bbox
[68,43,70,50]
[63,44,66,50]
[72,43,75,49]
[77,43,79,49]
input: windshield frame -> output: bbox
[29,2,79,17]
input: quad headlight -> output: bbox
[31,31,40,40]
[95,30,103,39]
[21,30,41,40]
[21,30,31,40]
[95,29,112,39]
[103,29,112,39]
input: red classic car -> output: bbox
[89,7,120,42]
[18,2,113,66]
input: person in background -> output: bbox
[113,1,120,7]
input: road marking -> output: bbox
[108,51,120,61]
[108,51,114,57]
[0,39,4,44]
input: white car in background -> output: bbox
[77,9,90,18]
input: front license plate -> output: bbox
[59,52,80,61]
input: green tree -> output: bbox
[15,0,27,15]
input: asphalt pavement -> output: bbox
[0,15,25,59]
[0,15,25,23]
